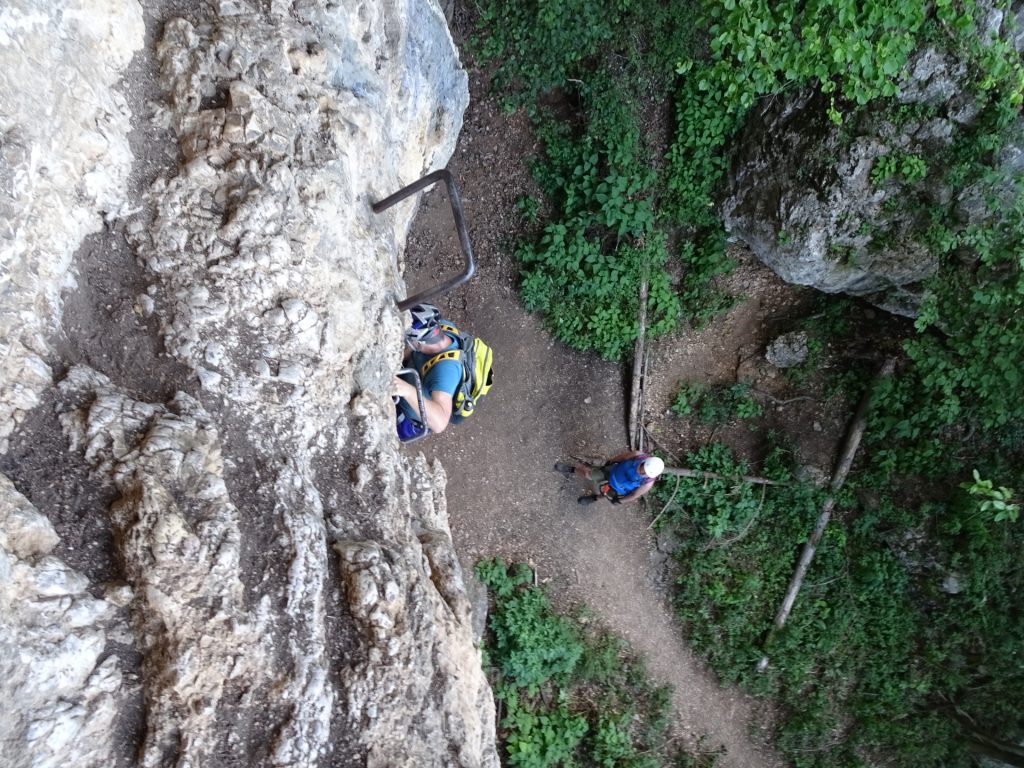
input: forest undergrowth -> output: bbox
[466,0,1024,765]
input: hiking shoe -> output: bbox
[553,462,573,478]
[577,495,598,506]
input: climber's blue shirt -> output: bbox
[399,329,461,422]
[607,455,653,496]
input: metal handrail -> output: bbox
[371,169,475,311]
[396,367,430,443]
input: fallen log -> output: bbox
[757,357,897,672]
[628,272,649,451]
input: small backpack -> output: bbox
[421,322,494,422]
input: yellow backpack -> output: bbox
[421,322,494,422]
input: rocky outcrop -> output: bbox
[0,473,131,768]
[1,0,497,766]
[720,10,1024,316]
[0,0,143,453]
[721,89,940,314]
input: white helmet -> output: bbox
[405,303,444,345]
[642,456,665,478]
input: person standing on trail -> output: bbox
[555,450,665,506]
[392,303,463,442]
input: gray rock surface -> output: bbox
[1,0,497,766]
[0,474,131,768]
[0,0,143,453]
[720,9,1024,316]
[721,90,940,314]
[765,331,808,368]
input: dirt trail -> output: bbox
[400,50,787,768]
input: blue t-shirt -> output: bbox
[399,327,462,422]
[607,455,653,496]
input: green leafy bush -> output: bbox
[657,441,1024,767]
[961,469,1020,523]
[476,559,690,767]
[671,381,763,425]
[870,151,928,185]
[520,229,678,360]
[471,0,634,111]
[473,0,1024,763]
[499,685,589,768]
[677,228,736,328]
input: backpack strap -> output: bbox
[422,348,462,376]
[421,322,464,377]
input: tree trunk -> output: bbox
[628,273,649,451]
[758,357,896,671]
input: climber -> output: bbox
[554,450,665,506]
[392,303,493,443]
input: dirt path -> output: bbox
[400,46,787,768]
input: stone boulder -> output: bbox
[720,10,1024,316]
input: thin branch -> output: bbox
[758,357,896,672]
[648,475,682,530]
[642,425,784,486]
[629,273,650,451]
[701,484,766,550]
[750,388,814,406]
[787,738,849,754]
[662,466,786,487]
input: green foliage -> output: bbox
[677,228,737,328]
[870,150,928,185]
[500,686,589,768]
[519,227,678,360]
[473,0,1024,762]
[470,0,626,111]
[658,443,1024,766]
[961,469,1020,523]
[702,0,928,110]
[865,165,1024,480]
[473,0,727,360]
[516,194,541,224]
[476,559,692,767]
[663,78,744,228]
[671,381,763,425]
[475,558,584,693]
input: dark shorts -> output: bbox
[586,466,610,494]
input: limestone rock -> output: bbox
[720,5,1024,316]
[765,331,809,369]
[0,0,143,452]
[721,90,940,314]
[0,474,132,768]
[1,0,496,766]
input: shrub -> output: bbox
[671,381,763,426]
[476,558,692,766]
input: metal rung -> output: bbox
[372,168,475,312]
[396,367,430,443]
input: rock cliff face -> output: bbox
[0,1,497,766]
